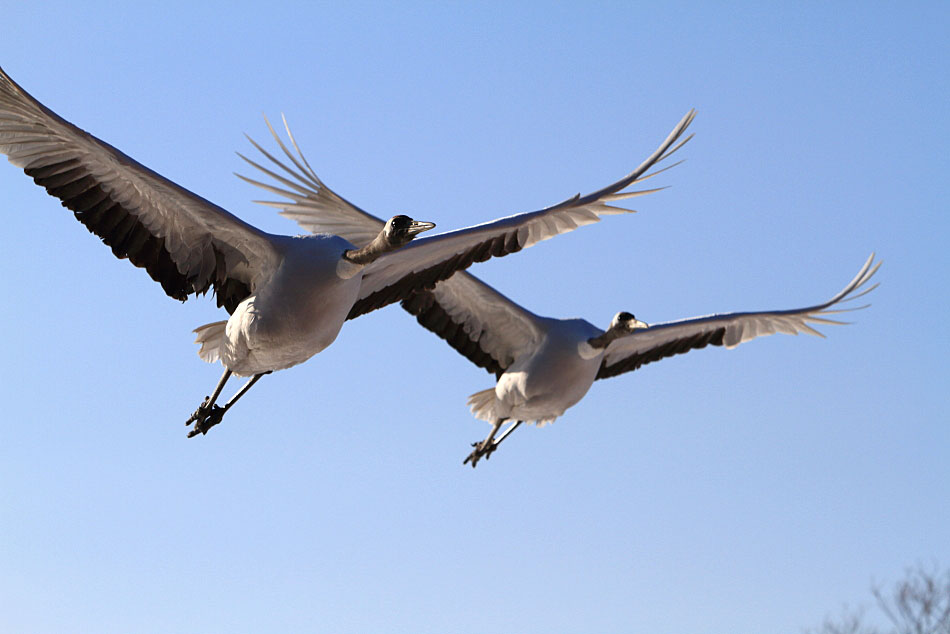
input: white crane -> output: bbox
[0,66,693,437]
[238,118,879,466]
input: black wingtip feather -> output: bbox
[400,290,505,377]
[24,160,251,313]
[596,328,727,380]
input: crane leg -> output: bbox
[185,370,268,438]
[464,419,523,467]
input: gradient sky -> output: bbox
[1,3,947,633]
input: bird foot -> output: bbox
[463,439,498,468]
[185,397,226,438]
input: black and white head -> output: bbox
[609,311,649,333]
[343,215,437,265]
[587,311,649,348]
[384,215,436,246]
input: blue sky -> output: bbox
[1,2,947,633]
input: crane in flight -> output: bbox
[0,66,693,437]
[237,115,878,466]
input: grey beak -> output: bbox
[631,319,649,330]
[407,220,436,236]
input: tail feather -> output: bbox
[467,387,499,423]
[193,321,228,364]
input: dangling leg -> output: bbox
[464,418,523,467]
[185,367,232,430]
[186,370,269,438]
[463,419,524,467]
[491,420,523,451]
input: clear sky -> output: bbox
[1,2,947,633]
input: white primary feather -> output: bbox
[237,111,694,250]
[237,109,694,320]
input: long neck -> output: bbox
[343,232,394,265]
[587,327,625,349]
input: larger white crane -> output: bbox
[0,66,693,437]
[240,119,879,466]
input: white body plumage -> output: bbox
[476,318,604,425]
[197,234,362,375]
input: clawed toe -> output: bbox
[185,401,225,438]
[463,447,480,467]
[463,440,497,468]
[463,441,481,466]
[185,396,211,426]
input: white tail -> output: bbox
[467,387,500,423]
[193,321,228,364]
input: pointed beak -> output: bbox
[407,220,436,237]
[631,319,649,330]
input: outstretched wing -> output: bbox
[0,67,281,313]
[235,115,386,247]
[237,109,694,252]
[596,254,881,380]
[235,111,693,360]
[400,272,545,377]
[237,110,694,319]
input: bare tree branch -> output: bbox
[872,564,950,634]
[809,564,950,634]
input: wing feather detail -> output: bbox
[236,114,385,247]
[401,272,545,377]
[596,254,881,380]
[354,111,694,317]
[235,110,694,318]
[0,67,280,312]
